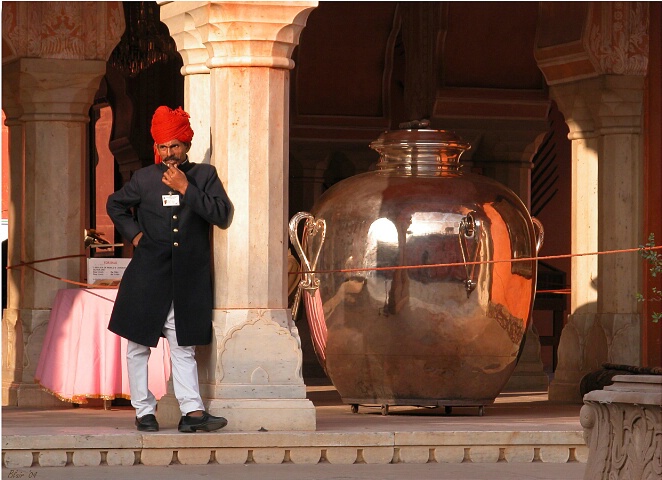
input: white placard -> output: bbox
[87,258,131,285]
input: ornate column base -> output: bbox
[2,307,22,406]
[3,307,66,407]
[157,308,316,431]
[549,313,640,403]
[2,382,18,407]
[580,375,662,480]
[158,396,315,432]
[17,384,65,408]
[503,325,549,392]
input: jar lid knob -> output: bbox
[398,119,430,130]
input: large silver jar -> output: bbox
[290,127,542,414]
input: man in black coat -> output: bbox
[107,106,233,433]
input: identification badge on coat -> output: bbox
[162,194,180,207]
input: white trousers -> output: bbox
[126,303,205,418]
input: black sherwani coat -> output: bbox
[107,160,232,347]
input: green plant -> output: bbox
[637,233,661,323]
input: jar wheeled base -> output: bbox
[345,398,492,416]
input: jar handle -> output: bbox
[288,212,327,320]
[459,212,481,298]
[532,217,544,255]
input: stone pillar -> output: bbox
[1,1,124,406]
[2,83,25,407]
[546,81,601,402]
[157,1,318,431]
[534,2,649,403]
[3,58,109,406]
[548,76,645,403]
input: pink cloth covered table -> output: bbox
[35,288,171,404]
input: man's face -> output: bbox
[156,139,190,167]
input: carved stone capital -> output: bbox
[159,1,317,70]
[158,1,210,75]
[550,75,645,138]
[3,58,106,121]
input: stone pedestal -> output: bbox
[580,375,662,479]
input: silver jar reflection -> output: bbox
[290,128,542,413]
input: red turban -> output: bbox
[150,106,194,163]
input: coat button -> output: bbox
[173,228,179,233]
[173,242,179,247]
[173,215,178,220]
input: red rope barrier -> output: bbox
[289,245,662,276]
[22,264,118,289]
[6,254,85,268]
[5,244,661,289]
[6,254,116,289]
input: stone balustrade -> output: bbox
[3,430,587,467]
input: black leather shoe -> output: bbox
[178,411,228,432]
[135,414,159,432]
